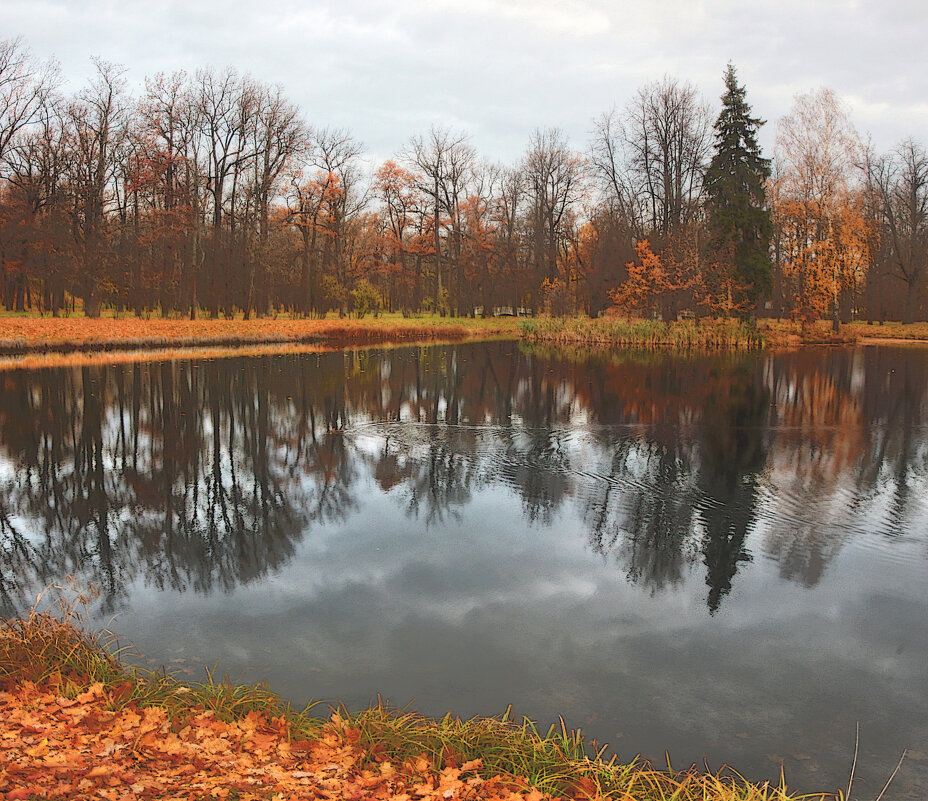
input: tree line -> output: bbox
[0,37,925,322]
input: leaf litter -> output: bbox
[0,675,556,800]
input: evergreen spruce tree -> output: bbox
[705,64,773,314]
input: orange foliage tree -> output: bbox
[287,170,344,315]
[772,89,872,328]
[771,187,872,326]
[609,240,671,319]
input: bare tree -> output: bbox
[620,77,712,236]
[2,103,71,313]
[0,38,60,311]
[138,70,195,316]
[590,108,647,239]
[245,85,305,318]
[862,139,928,323]
[523,127,585,291]
[404,126,475,312]
[193,67,254,317]
[66,58,130,317]
[0,37,58,166]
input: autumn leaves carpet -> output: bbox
[0,676,550,801]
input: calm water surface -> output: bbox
[1,342,927,798]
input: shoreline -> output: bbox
[0,612,830,801]
[0,315,521,354]
[0,315,520,371]
[0,315,925,373]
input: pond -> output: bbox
[1,341,926,798]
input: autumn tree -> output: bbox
[457,180,496,314]
[704,64,772,315]
[609,239,672,319]
[286,128,364,316]
[372,159,420,311]
[287,169,342,315]
[310,127,366,300]
[772,88,869,329]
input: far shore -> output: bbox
[0,314,520,370]
[0,313,521,354]
[0,314,927,371]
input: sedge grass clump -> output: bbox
[350,703,830,801]
[0,609,122,691]
[521,316,766,350]
[0,604,322,737]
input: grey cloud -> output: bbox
[1,1,924,176]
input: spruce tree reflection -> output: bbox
[695,358,768,612]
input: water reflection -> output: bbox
[0,342,927,796]
[1,344,927,615]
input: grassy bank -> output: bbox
[844,321,928,342]
[2,314,928,368]
[520,317,767,349]
[0,611,832,801]
[0,314,521,357]
[522,316,928,349]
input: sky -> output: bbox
[3,0,927,166]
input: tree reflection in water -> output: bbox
[0,342,926,617]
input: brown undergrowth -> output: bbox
[0,315,520,358]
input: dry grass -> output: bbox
[844,321,928,342]
[0,314,520,355]
[0,341,397,372]
[520,316,928,350]
[520,317,767,349]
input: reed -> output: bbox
[520,316,767,350]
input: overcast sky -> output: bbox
[3,0,927,165]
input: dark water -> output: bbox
[1,342,927,798]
